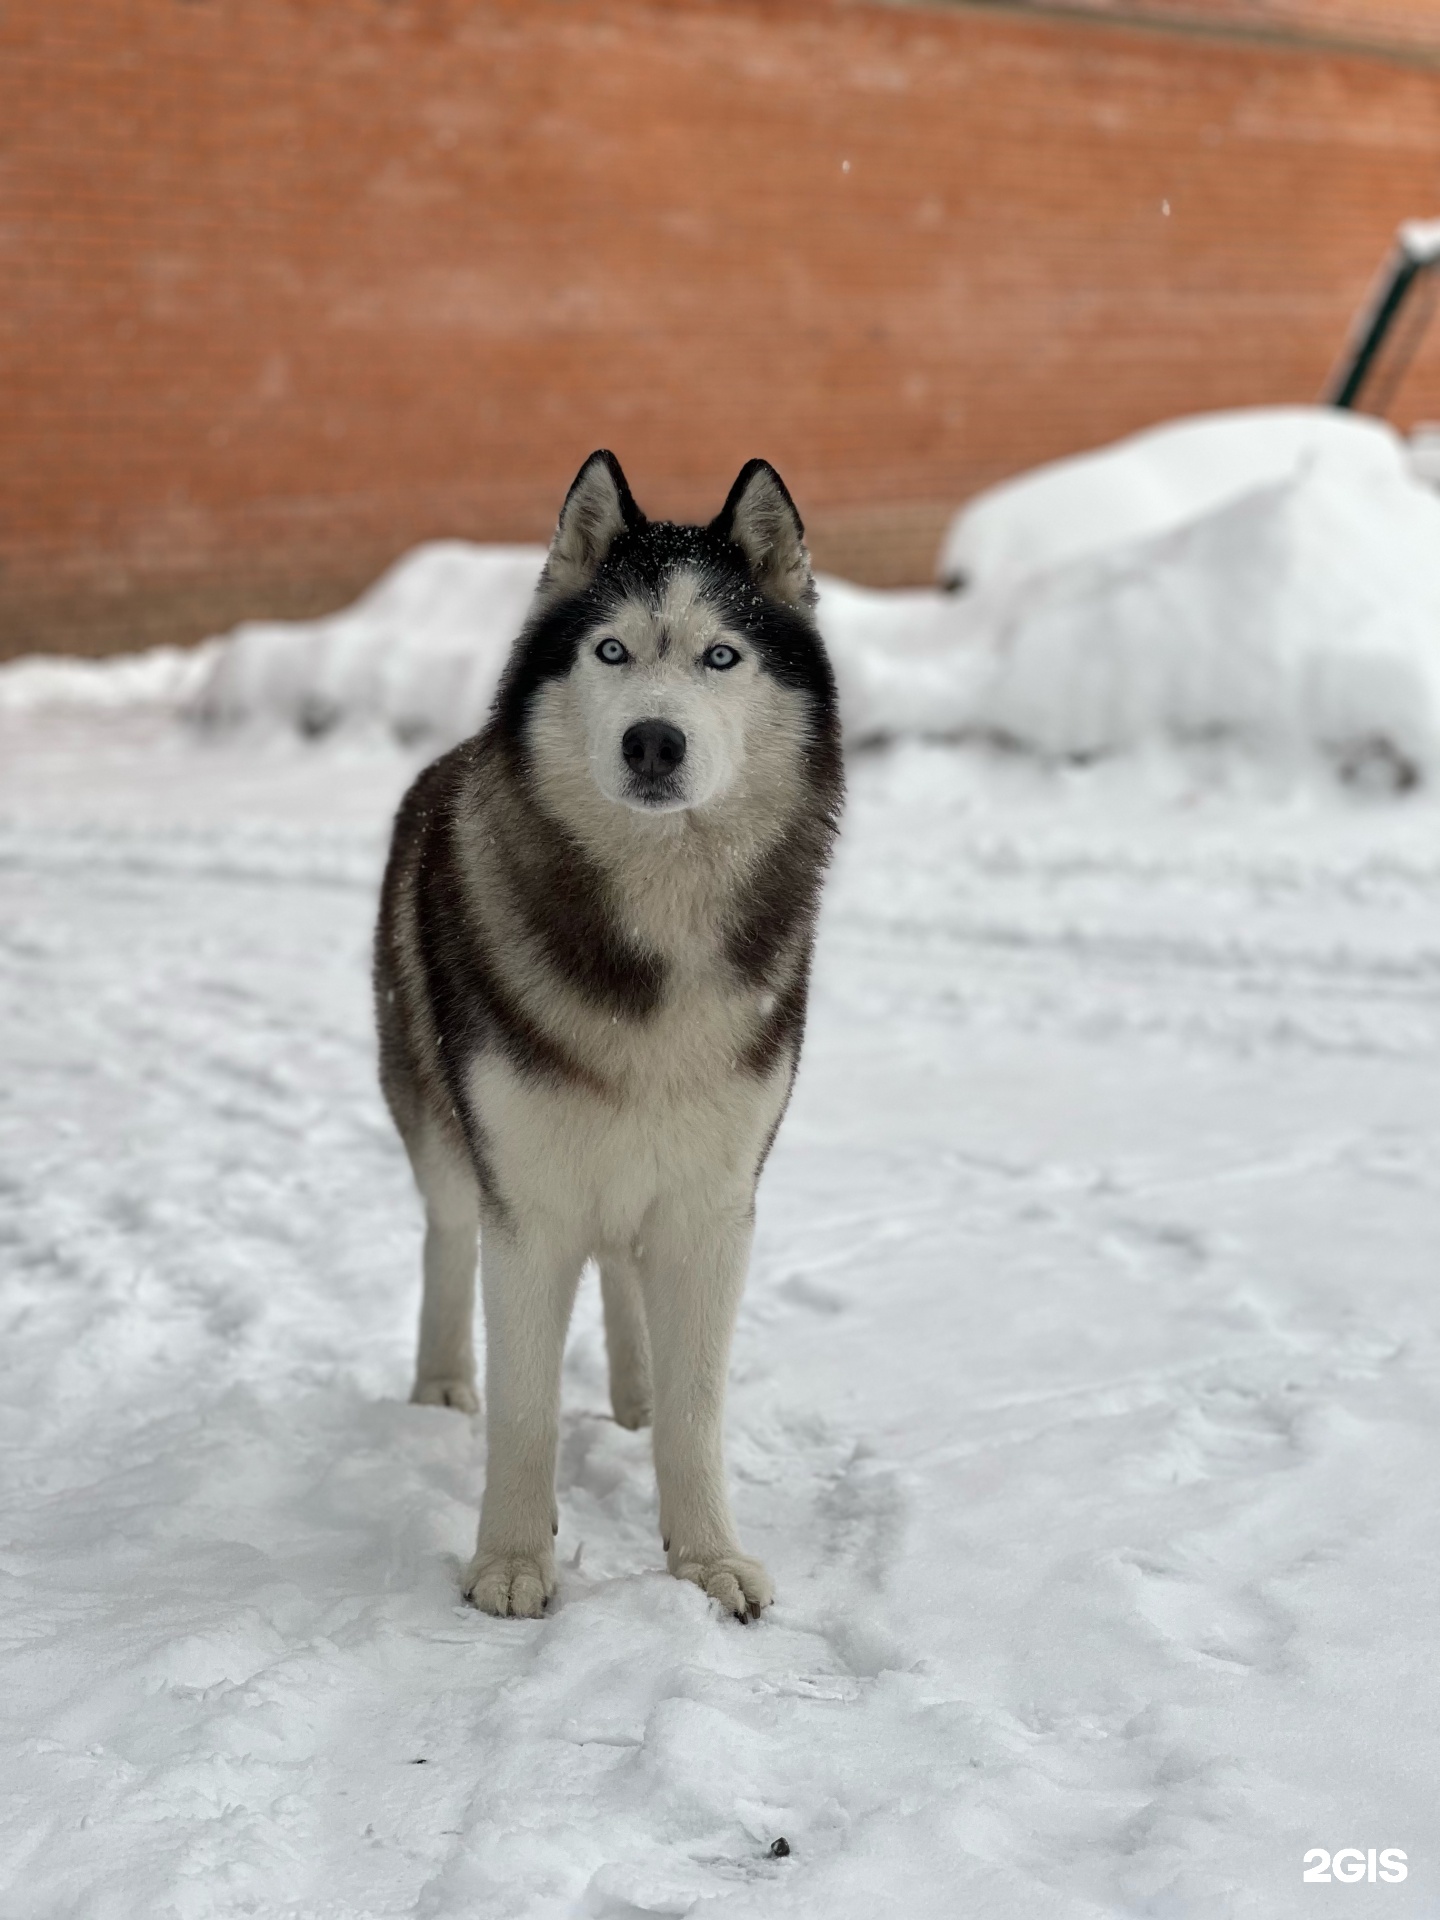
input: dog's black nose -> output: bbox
[622,719,687,779]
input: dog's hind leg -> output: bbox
[599,1255,652,1430]
[640,1197,774,1621]
[464,1215,585,1617]
[407,1127,480,1415]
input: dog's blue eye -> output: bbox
[704,644,740,671]
[595,639,629,665]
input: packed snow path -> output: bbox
[2,721,1438,1917]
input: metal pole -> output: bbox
[1326,249,1424,410]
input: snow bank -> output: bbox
[884,415,1440,783]
[934,405,1405,592]
[849,406,1440,783]
[6,408,1440,784]
[0,640,220,716]
[194,541,544,739]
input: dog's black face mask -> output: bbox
[491,452,842,816]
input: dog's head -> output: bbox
[494,452,839,822]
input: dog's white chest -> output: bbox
[467,1005,789,1251]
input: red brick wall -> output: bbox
[5,0,1440,655]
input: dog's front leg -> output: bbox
[641,1198,773,1620]
[463,1214,583,1618]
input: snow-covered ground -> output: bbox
[2,709,1438,1918]
[4,407,1440,1915]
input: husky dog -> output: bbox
[374,451,843,1619]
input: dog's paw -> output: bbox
[463,1548,555,1618]
[672,1551,774,1621]
[410,1376,479,1416]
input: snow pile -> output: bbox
[935,405,1405,590]
[850,406,1440,783]
[0,640,219,716]
[6,408,1440,783]
[193,542,544,739]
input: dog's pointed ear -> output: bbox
[711,459,814,609]
[538,450,645,605]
